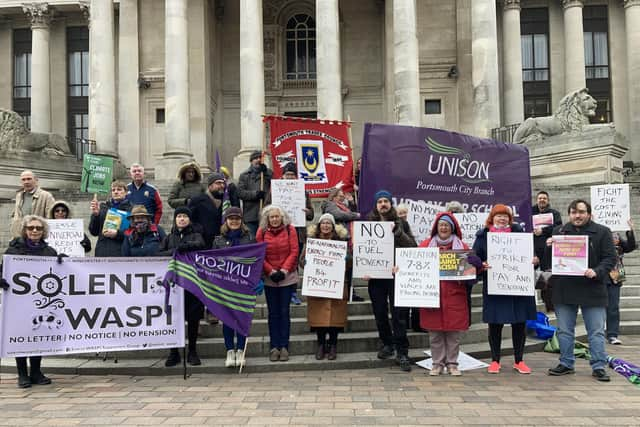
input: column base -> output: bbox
[232,149,270,180]
[154,153,193,180]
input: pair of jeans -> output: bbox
[606,283,621,339]
[264,284,294,349]
[555,303,607,370]
[368,278,409,356]
[223,324,247,351]
[246,221,259,240]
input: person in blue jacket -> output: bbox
[121,205,166,257]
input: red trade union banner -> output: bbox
[265,115,354,198]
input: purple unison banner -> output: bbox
[359,123,533,231]
[164,243,267,337]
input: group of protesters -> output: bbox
[1,154,635,387]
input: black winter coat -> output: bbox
[89,199,133,257]
[212,228,255,249]
[188,193,224,248]
[532,205,563,265]
[546,220,617,307]
[5,238,58,257]
[121,224,166,257]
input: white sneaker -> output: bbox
[609,337,622,345]
[225,349,236,367]
[235,350,245,368]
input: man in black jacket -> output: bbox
[532,191,562,264]
[365,190,417,372]
[546,199,616,382]
[238,151,273,237]
[188,172,229,248]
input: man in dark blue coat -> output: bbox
[546,199,617,382]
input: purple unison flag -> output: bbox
[164,243,267,337]
[608,356,640,386]
[359,123,533,231]
[215,149,222,172]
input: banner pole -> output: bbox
[259,121,267,211]
[347,114,358,203]
[238,337,248,374]
[183,344,187,380]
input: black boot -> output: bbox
[165,349,181,367]
[187,350,201,366]
[29,356,51,385]
[16,357,31,388]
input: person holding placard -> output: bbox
[256,205,299,362]
[532,191,562,264]
[472,204,537,375]
[366,190,417,372]
[300,213,349,361]
[545,200,617,381]
[238,151,273,238]
[212,207,261,369]
[89,180,133,257]
[48,200,91,254]
[419,213,482,376]
[1,215,58,388]
[607,221,636,345]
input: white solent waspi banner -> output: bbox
[0,256,184,358]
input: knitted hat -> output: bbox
[224,206,243,221]
[374,190,393,204]
[282,162,297,175]
[207,172,225,186]
[437,214,456,232]
[127,205,153,219]
[485,204,513,227]
[250,150,262,161]
[173,206,192,220]
[318,213,336,226]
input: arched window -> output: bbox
[285,14,316,80]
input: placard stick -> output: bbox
[260,121,266,211]
[347,114,358,202]
[238,337,249,374]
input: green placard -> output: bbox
[81,154,114,194]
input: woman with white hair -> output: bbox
[256,205,299,362]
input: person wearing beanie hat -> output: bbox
[160,203,206,368]
[239,150,273,237]
[282,162,298,177]
[213,206,257,368]
[472,203,536,375]
[207,172,226,187]
[365,189,417,372]
[300,213,350,361]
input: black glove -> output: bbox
[256,190,266,200]
[258,164,267,173]
[57,254,68,264]
[270,270,286,283]
[0,278,10,290]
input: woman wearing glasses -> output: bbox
[0,215,58,388]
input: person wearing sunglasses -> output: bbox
[0,215,58,388]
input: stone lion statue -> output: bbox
[0,108,71,155]
[513,88,597,144]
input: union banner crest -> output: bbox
[265,115,354,198]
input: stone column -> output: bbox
[562,0,586,92]
[502,0,524,126]
[164,0,191,157]
[316,0,342,120]
[626,0,640,164]
[23,3,52,134]
[234,0,265,176]
[472,0,501,137]
[89,0,117,157]
[117,0,140,164]
[393,0,421,126]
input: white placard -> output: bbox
[394,247,440,308]
[0,256,184,357]
[532,213,554,229]
[405,200,445,244]
[453,212,489,245]
[417,351,489,371]
[486,232,535,296]
[352,221,395,279]
[590,184,630,231]
[301,238,347,299]
[271,179,307,227]
[47,219,86,257]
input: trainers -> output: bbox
[235,350,245,368]
[377,345,394,360]
[397,355,412,372]
[608,337,622,345]
[447,365,462,376]
[487,361,500,374]
[164,350,181,367]
[291,292,302,305]
[187,351,201,366]
[548,364,575,376]
[269,348,280,362]
[225,350,236,368]
[279,347,289,362]
[592,369,611,382]
[513,361,532,374]
[430,365,443,376]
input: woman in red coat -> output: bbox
[419,212,476,376]
[256,205,299,362]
